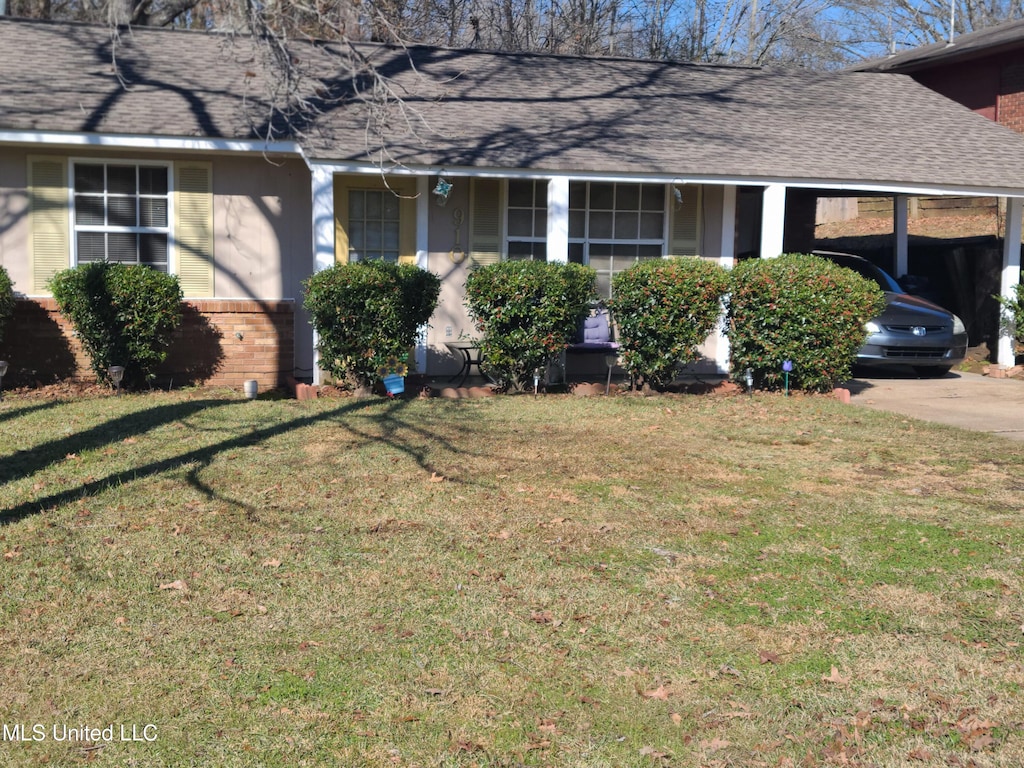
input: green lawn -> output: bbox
[0,389,1022,767]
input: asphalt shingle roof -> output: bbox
[6,17,1024,192]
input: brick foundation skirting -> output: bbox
[0,298,295,391]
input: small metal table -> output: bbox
[445,340,485,387]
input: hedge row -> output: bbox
[27,252,889,396]
[462,254,883,393]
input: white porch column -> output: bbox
[546,176,569,263]
[415,176,430,374]
[894,195,909,278]
[310,164,336,384]
[998,196,1023,368]
[759,184,786,259]
[716,185,738,374]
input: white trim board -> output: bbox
[0,129,302,158]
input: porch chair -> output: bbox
[566,306,620,395]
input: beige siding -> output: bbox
[424,181,478,375]
[211,156,311,301]
[0,148,31,294]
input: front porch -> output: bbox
[308,166,1024,385]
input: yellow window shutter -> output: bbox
[470,178,502,267]
[669,185,702,258]
[333,176,350,265]
[28,156,69,293]
[396,180,417,265]
[175,162,214,297]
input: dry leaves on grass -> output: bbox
[159,580,187,591]
[699,737,730,753]
[529,610,562,627]
[639,745,671,759]
[639,684,673,700]
[822,666,850,685]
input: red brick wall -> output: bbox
[0,298,294,391]
[998,61,1024,134]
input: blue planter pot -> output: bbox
[383,374,405,396]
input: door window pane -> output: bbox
[348,190,401,262]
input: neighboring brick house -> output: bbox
[853,19,1024,133]
[2,16,1024,386]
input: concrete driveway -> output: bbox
[845,368,1024,440]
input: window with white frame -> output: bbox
[348,189,400,263]
[569,182,665,298]
[506,179,548,261]
[73,162,171,272]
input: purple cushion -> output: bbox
[571,310,616,350]
[582,312,610,343]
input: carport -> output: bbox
[736,183,1022,370]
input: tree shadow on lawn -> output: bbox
[0,399,64,426]
[1,396,471,526]
[181,396,472,514]
[0,398,237,489]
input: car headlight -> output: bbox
[952,315,966,335]
[864,320,881,334]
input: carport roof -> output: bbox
[5,17,1024,194]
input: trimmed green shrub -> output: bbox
[996,283,1024,344]
[0,265,14,347]
[610,257,730,388]
[464,261,596,391]
[726,254,885,393]
[49,262,183,389]
[304,261,441,389]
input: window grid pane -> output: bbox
[72,162,170,272]
[507,181,668,296]
[568,182,667,299]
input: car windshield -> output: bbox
[821,254,904,293]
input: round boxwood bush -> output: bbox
[49,261,183,389]
[464,260,596,391]
[610,257,730,388]
[726,253,885,392]
[0,265,14,347]
[304,261,441,389]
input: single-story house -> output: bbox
[2,16,1024,388]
